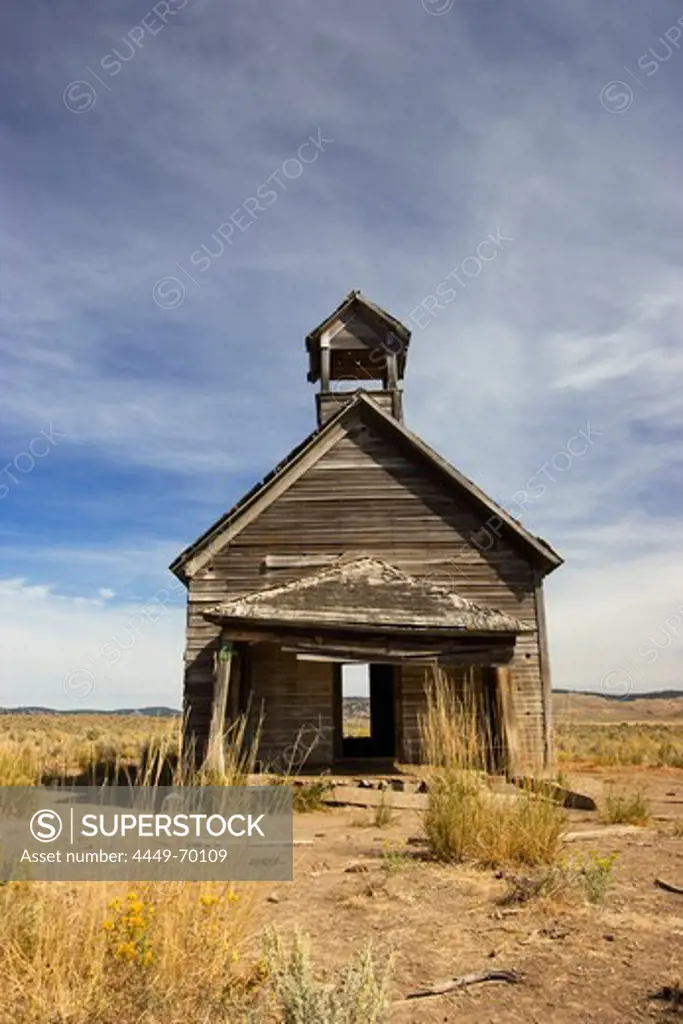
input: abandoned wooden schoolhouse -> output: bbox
[170,291,562,773]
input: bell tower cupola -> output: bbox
[305,291,411,427]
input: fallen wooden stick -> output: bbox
[403,968,522,1001]
[562,825,649,842]
[655,878,683,895]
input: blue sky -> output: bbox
[1,0,682,707]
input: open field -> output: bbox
[1,705,683,1022]
[0,713,178,784]
[553,692,683,725]
[555,723,683,769]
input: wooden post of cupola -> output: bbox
[383,335,403,420]
[319,329,331,392]
[384,347,398,390]
[205,640,234,777]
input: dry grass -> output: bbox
[0,879,260,1024]
[343,715,370,739]
[0,713,268,1023]
[601,786,651,826]
[419,669,566,868]
[3,704,679,1021]
[556,721,683,768]
[0,711,261,789]
[284,778,332,814]
[500,850,618,907]
[0,713,179,785]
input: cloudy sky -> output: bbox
[1,0,682,708]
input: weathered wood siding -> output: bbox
[183,406,547,769]
[248,643,334,767]
[400,663,431,763]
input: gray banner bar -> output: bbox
[0,786,293,881]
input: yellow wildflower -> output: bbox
[199,894,220,908]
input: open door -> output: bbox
[368,664,396,757]
[335,663,397,760]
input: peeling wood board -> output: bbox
[322,785,428,811]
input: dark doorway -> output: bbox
[335,663,396,760]
[368,664,396,757]
[482,666,505,773]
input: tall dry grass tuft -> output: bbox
[0,710,268,1023]
[419,668,565,868]
[191,710,262,787]
[419,667,488,773]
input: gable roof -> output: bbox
[203,556,533,634]
[305,289,411,347]
[169,391,562,582]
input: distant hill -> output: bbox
[2,690,682,725]
[553,688,683,703]
[0,706,180,718]
[553,690,683,724]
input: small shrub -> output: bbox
[577,851,618,903]
[601,788,650,826]
[424,770,565,868]
[373,790,394,829]
[499,850,617,906]
[499,864,569,905]
[263,929,393,1024]
[380,840,409,874]
[268,775,332,813]
[292,778,332,814]
[671,819,683,838]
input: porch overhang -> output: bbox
[205,617,519,666]
[202,556,532,665]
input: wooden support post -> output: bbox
[205,641,234,776]
[495,666,521,778]
[320,330,331,392]
[385,351,398,391]
[534,576,553,770]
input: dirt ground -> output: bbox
[251,767,683,1023]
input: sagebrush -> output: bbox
[263,929,393,1024]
